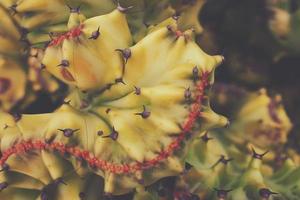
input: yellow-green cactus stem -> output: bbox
[171,0,205,34]
[228,88,292,149]
[0,58,26,111]
[27,48,60,93]
[0,8,226,197]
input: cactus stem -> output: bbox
[115,48,131,64]
[135,105,151,119]
[88,26,100,40]
[0,72,211,174]
[58,128,79,137]
[134,86,141,95]
[0,77,11,94]
[251,147,269,160]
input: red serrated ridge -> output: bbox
[48,24,84,47]
[0,72,210,174]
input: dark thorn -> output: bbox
[63,100,71,105]
[251,147,269,160]
[172,14,180,21]
[58,128,79,137]
[115,48,131,64]
[184,87,192,100]
[79,192,86,199]
[48,32,54,40]
[97,130,104,136]
[214,188,233,199]
[105,108,111,114]
[3,124,8,130]
[0,77,11,94]
[135,105,151,119]
[80,100,89,109]
[224,120,230,128]
[137,178,144,185]
[9,4,17,15]
[40,63,46,70]
[167,25,174,32]
[102,127,118,141]
[41,191,48,200]
[117,2,133,13]
[67,4,81,13]
[106,83,113,90]
[58,59,70,67]
[259,188,278,199]
[88,27,100,40]
[0,182,8,191]
[212,155,233,168]
[219,155,234,165]
[185,162,193,171]
[53,177,67,186]
[201,132,213,143]
[12,113,22,122]
[192,66,199,80]
[134,86,141,95]
[0,163,9,172]
[115,77,126,85]
[20,27,29,36]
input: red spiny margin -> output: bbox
[48,24,84,47]
[0,72,210,174]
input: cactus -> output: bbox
[0,8,228,199]
[0,1,299,200]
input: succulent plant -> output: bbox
[0,7,228,199]
[0,1,299,200]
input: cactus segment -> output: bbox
[0,9,225,196]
